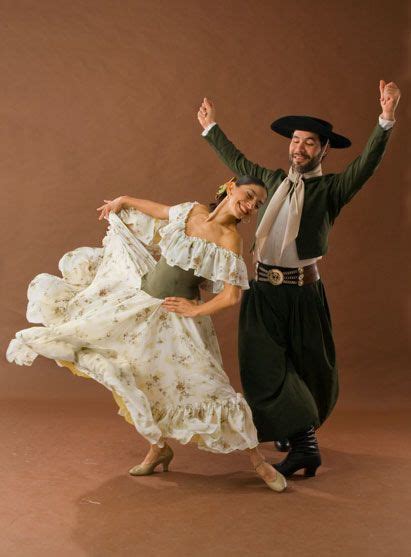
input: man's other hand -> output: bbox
[379,80,401,120]
[197,97,216,129]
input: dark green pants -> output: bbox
[239,279,338,442]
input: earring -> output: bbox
[241,215,251,224]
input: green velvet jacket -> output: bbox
[204,122,392,259]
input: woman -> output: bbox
[6,175,286,492]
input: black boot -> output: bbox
[274,439,290,452]
[273,427,321,477]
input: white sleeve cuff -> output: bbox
[201,122,217,136]
[378,115,395,130]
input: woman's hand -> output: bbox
[162,297,200,317]
[97,196,125,220]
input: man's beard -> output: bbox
[289,152,323,174]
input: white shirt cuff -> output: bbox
[201,122,217,136]
[378,115,395,130]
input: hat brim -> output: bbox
[270,116,351,149]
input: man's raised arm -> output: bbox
[328,81,400,218]
[198,98,277,185]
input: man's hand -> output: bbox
[197,97,216,129]
[379,80,401,120]
[162,297,200,317]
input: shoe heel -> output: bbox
[162,454,173,472]
[304,465,319,477]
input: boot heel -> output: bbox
[304,465,319,477]
[162,460,171,472]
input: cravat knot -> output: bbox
[254,164,322,263]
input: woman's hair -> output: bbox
[209,175,267,211]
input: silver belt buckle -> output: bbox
[267,268,284,286]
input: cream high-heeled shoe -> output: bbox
[129,444,174,476]
[254,459,287,492]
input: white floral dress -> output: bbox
[6,202,259,453]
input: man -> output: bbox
[197,81,401,477]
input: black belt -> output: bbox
[256,261,320,286]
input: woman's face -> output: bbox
[227,183,267,220]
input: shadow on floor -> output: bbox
[71,446,410,556]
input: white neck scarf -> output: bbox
[254,163,323,263]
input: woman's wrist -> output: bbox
[119,195,130,208]
[192,304,206,317]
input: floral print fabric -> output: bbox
[6,203,258,453]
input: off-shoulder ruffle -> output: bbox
[159,202,250,293]
[117,207,167,256]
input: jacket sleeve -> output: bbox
[328,122,392,219]
[203,124,277,184]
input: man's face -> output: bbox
[288,130,327,173]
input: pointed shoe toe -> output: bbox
[265,470,287,492]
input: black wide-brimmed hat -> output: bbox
[270,115,351,148]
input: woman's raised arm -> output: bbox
[97,196,170,221]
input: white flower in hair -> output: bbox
[215,177,235,198]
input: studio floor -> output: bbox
[1,397,410,557]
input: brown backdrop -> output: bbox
[1,0,409,410]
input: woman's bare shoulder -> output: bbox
[191,203,210,215]
[219,228,243,256]
[188,203,243,256]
